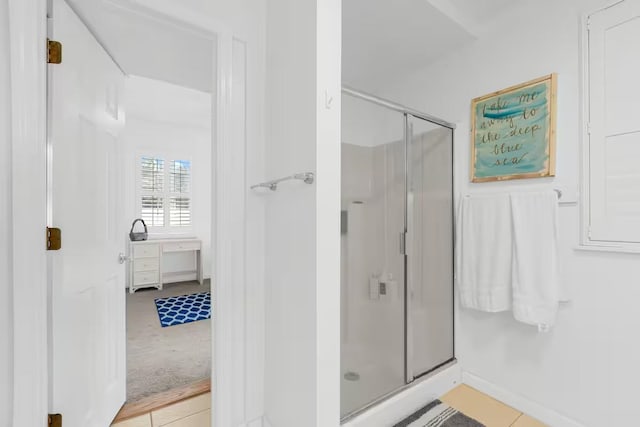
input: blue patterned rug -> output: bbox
[154,291,211,327]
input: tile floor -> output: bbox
[441,384,547,427]
[112,392,211,427]
[112,383,546,427]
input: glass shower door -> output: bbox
[406,114,455,379]
[340,93,406,417]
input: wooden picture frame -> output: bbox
[470,74,557,182]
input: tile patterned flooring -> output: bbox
[111,393,211,427]
[112,383,547,427]
[441,385,547,427]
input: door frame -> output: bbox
[8,1,247,426]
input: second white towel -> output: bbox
[510,191,560,330]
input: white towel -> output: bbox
[510,191,560,330]
[456,194,513,312]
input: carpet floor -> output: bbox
[126,280,211,402]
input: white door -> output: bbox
[48,0,127,425]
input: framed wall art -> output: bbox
[470,74,557,182]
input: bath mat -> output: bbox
[154,291,211,327]
[392,399,485,427]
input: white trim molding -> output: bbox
[578,8,591,250]
[462,372,585,427]
[211,33,249,427]
[8,0,49,425]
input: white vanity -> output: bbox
[128,238,203,293]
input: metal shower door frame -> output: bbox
[404,112,457,385]
[340,87,456,422]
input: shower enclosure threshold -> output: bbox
[340,358,458,424]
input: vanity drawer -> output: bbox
[133,270,159,285]
[133,258,159,272]
[133,244,160,259]
[163,240,201,252]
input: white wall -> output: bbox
[264,1,317,424]
[263,0,341,426]
[123,75,212,280]
[0,0,13,420]
[376,0,639,425]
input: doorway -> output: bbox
[46,0,217,424]
[122,74,214,402]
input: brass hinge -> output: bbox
[47,227,62,250]
[48,413,62,427]
[48,39,62,64]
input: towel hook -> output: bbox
[553,189,562,199]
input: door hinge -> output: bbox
[399,232,407,255]
[48,414,62,427]
[48,39,62,64]
[47,227,62,250]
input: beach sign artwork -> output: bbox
[470,74,557,182]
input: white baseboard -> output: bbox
[343,362,461,427]
[163,272,198,284]
[462,372,584,427]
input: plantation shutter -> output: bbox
[587,0,640,243]
[140,157,164,226]
[169,160,191,226]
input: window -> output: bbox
[139,156,192,231]
[583,1,640,248]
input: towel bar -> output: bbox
[250,172,315,191]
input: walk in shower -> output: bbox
[340,88,455,420]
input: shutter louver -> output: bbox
[141,196,164,226]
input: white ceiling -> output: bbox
[66,0,519,96]
[126,75,211,129]
[65,0,214,93]
[342,0,520,91]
